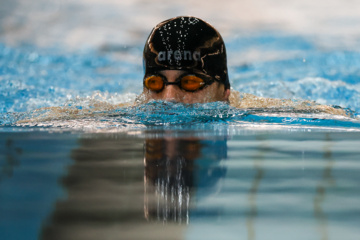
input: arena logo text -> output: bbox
[157,50,200,62]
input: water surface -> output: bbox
[1,130,360,240]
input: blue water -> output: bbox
[229,34,360,116]
[1,36,360,114]
[1,33,360,131]
[0,132,75,240]
[1,130,360,240]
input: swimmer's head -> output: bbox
[141,16,230,104]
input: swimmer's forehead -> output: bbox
[158,70,187,77]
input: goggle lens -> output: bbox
[144,76,164,91]
[144,75,207,92]
[180,75,205,91]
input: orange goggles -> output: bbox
[144,74,214,92]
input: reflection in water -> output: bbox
[41,134,228,239]
[4,131,356,240]
[37,131,359,240]
[41,136,146,240]
[144,139,196,224]
[314,134,336,240]
[246,136,266,240]
[144,137,227,224]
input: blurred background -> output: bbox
[1,0,360,51]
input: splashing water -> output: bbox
[0,43,141,113]
[228,34,360,114]
[1,33,360,132]
[1,100,359,133]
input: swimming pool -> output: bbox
[1,1,360,240]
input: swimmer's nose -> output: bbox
[162,85,181,102]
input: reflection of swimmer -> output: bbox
[40,135,228,239]
[40,136,147,240]
[144,137,227,223]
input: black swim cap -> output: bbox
[143,16,230,89]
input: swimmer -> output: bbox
[15,16,350,125]
[137,16,231,104]
[136,16,349,116]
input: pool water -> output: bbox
[1,1,360,240]
[1,130,360,240]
